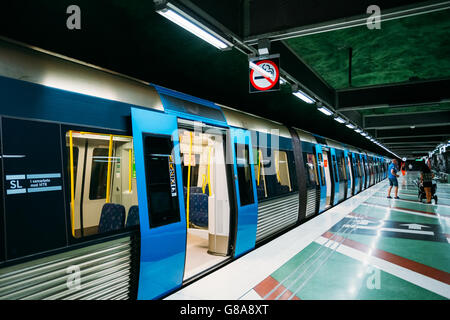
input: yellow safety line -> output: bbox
[128,148,132,193]
[105,135,113,203]
[186,131,193,228]
[207,146,212,196]
[69,130,75,237]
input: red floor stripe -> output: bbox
[322,231,450,285]
[253,276,301,300]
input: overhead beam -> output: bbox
[243,0,450,44]
[379,136,445,144]
[384,141,442,145]
[337,79,450,111]
[364,111,450,130]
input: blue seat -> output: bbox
[126,205,139,228]
[189,193,208,228]
[98,203,125,233]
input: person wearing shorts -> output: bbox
[387,159,399,199]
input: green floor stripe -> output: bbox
[271,242,446,300]
[374,191,450,206]
[336,232,450,273]
[365,197,450,216]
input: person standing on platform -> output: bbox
[401,162,406,176]
[420,160,434,204]
[387,159,400,199]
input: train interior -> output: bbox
[178,126,231,280]
[66,131,139,238]
[253,147,293,200]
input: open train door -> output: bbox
[131,107,186,299]
[315,145,327,213]
[229,127,258,257]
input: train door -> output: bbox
[344,150,352,198]
[330,148,340,205]
[322,148,335,208]
[359,154,366,191]
[315,145,327,212]
[131,108,186,300]
[66,131,137,238]
[364,156,369,189]
[352,153,359,195]
[177,121,233,280]
[230,127,258,257]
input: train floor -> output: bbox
[166,172,450,300]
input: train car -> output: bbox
[0,38,387,300]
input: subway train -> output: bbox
[0,38,389,300]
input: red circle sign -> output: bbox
[250,60,279,91]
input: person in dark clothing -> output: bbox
[420,160,434,204]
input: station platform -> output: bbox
[166,172,450,300]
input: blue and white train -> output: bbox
[0,38,388,300]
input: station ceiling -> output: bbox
[0,0,449,159]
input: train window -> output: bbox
[317,153,325,186]
[144,135,180,228]
[235,143,255,206]
[332,155,338,182]
[66,131,139,238]
[253,147,297,200]
[337,154,346,181]
[89,148,109,200]
[305,153,318,186]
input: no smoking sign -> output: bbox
[249,55,280,93]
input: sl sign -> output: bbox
[249,55,280,93]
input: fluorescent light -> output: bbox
[334,116,346,123]
[346,123,355,129]
[293,90,315,104]
[280,77,287,84]
[317,106,333,116]
[361,132,368,136]
[157,4,231,50]
[354,128,362,133]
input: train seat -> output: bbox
[189,193,208,228]
[126,205,139,228]
[98,203,126,233]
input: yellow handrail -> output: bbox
[186,131,193,228]
[105,135,113,203]
[69,130,75,237]
[128,148,132,193]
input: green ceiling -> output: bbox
[285,10,450,90]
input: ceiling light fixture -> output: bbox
[292,90,315,104]
[156,2,232,50]
[346,123,355,129]
[334,116,346,123]
[317,105,333,116]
